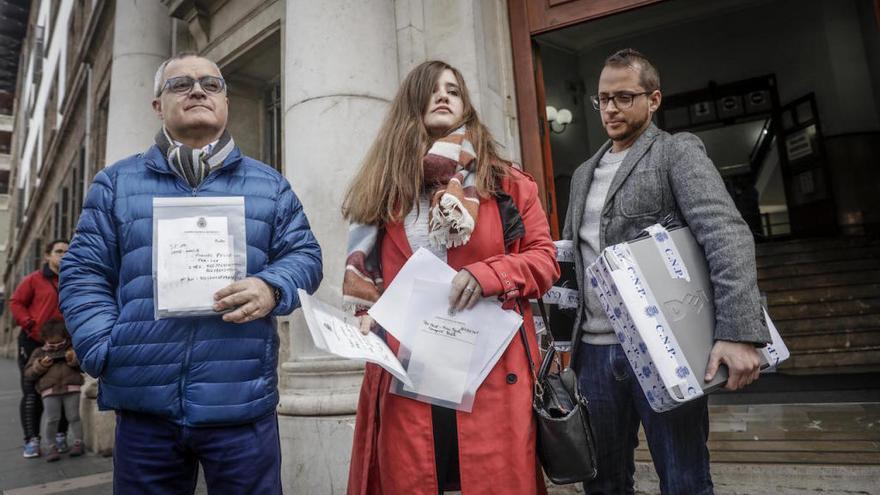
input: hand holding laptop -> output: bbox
[705,341,762,390]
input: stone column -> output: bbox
[81,1,170,455]
[279,0,398,492]
[103,0,171,165]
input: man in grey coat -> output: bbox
[564,49,771,494]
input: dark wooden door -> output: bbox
[777,94,838,236]
[526,0,662,34]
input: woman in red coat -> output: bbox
[342,60,559,494]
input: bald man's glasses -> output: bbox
[158,76,226,96]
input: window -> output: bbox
[0,131,11,154]
[0,170,9,193]
[263,82,282,172]
[33,26,45,86]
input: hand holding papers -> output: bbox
[298,289,412,387]
[300,249,523,412]
[369,249,523,412]
[152,197,247,319]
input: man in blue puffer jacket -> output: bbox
[59,52,322,494]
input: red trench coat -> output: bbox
[347,168,559,495]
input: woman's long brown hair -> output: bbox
[342,61,508,225]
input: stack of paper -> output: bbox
[369,248,523,412]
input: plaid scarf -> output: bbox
[154,128,236,187]
[343,127,478,310]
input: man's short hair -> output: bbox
[45,239,69,254]
[153,51,222,97]
[604,48,660,93]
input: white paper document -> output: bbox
[368,248,458,344]
[401,280,486,404]
[370,249,523,410]
[402,306,478,403]
[298,289,413,387]
[156,216,235,312]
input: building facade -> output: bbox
[3,0,879,492]
[2,0,521,490]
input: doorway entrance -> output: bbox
[509,0,880,239]
[508,0,880,377]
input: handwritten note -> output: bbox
[299,289,412,387]
[156,216,234,312]
[403,312,478,404]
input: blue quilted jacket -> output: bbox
[59,144,323,426]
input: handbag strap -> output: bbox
[518,298,559,400]
[517,302,539,390]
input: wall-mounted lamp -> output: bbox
[545,106,573,134]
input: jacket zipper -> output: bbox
[179,320,196,424]
[145,157,238,423]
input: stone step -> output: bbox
[767,297,880,320]
[543,404,880,494]
[764,283,880,306]
[780,328,880,352]
[774,314,880,334]
[758,258,880,281]
[782,348,880,371]
[758,269,880,292]
[755,236,878,257]
[756,246,880,269]
[547,464,880,495]
[636,448,880,465]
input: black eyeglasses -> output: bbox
[158,76,227,96]
[590,92,650,110]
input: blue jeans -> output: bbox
[113,411,282,495]
[575,343,713,495]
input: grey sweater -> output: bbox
[578,148,627,344]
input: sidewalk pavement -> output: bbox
[0,358,211,495]
[0,357,113,495]
[3,354,878,494]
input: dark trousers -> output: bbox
[18,332,67,442]
[575,343,713,495]
[431,405,460,493]
[113,410,282,495]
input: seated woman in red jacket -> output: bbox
[342,60,559,495]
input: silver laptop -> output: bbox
[625,227,729,394]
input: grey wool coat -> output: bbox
[563,122,772,347]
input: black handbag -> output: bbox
[520,300,598,485]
